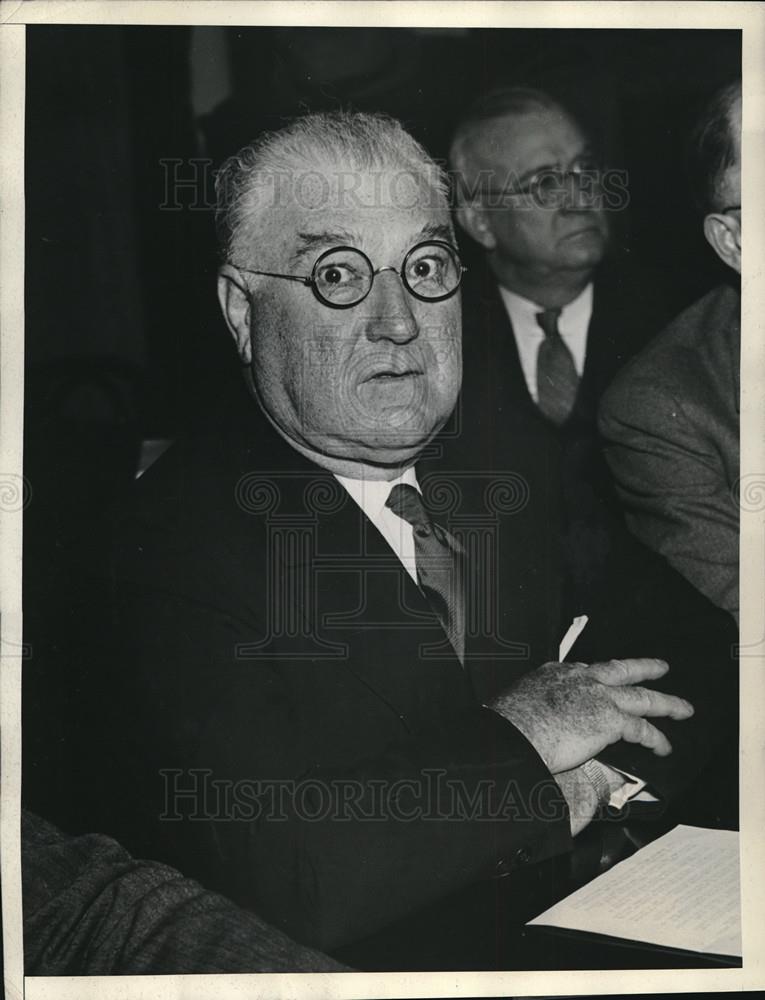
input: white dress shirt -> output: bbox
[334,466,420,583]
[498,283,594,401]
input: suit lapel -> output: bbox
[464,269,591,432]
[576,278,633,426]
[483,283,540,421]
[249,431,472,724]
[418,458,565,705]
[319,503,475,726]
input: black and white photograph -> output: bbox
[1,2,763,997]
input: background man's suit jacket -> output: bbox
[46,380,736,954]
[599,282,740,620]
[446,255,674,528]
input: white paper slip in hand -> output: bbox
[559,614,588,661]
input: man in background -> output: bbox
[446,86,670,498]
[599,80,741,622]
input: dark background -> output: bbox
[22,23,740,627]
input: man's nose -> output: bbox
[362,270,419,344]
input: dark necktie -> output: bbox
[385,483,465,663]
[535,307,579,426]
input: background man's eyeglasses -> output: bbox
[234,240,466,309]
[477,161,603,209]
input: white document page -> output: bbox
[528,825,741,957]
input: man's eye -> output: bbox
[323,266,344,285]
[413,258,436,278]
[530,170,564,193]
[408,255,446,282]
[316,263,358,286]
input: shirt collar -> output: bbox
[335,465,420,521]
[498,282,593,333]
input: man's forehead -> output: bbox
[244,158,452,262]
[259,160,443,212]
[470,109,587,171]
[282,210,454,263]
[720,95,742,202]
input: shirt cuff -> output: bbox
[588,759,647,810]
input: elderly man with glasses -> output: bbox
[445,87,673,540]
[61,111,734,958]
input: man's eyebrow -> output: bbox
[415,222,455,244]
[516,145,598,185]
[289,223,456,268]
[290,230,359,267]
[515,163,556,187]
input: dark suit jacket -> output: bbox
[60,386,571,953]
[599,282,740,620]
[444,256,673,527]
[57,379,736,955]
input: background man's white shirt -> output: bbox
[498,282,593,400]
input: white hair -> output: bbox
[449,87,572,202]
[215,110,450,265]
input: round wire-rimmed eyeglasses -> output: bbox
[232,240,466,309]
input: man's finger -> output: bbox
[610,685,694,720]
[620,715,673,756]
[587,657,669,687]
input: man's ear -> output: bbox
[217,265,254,364]
[455,202,497,251]
[703,212,741,274]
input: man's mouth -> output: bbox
[562,224,603,240]
[363,368,423,382]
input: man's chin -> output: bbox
[333,430,434,464]
[560,229,607,266]
[304,422,443,469]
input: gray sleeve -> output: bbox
[599,376,738,621]
[23,811,347,975]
